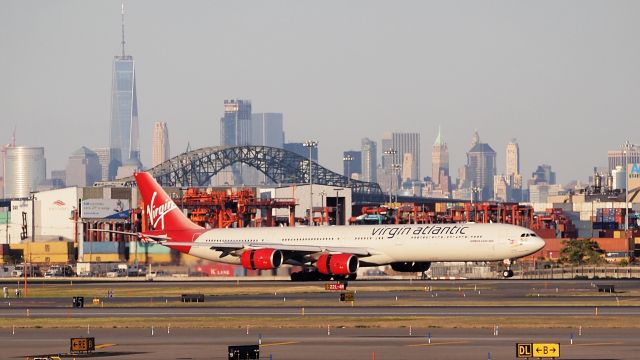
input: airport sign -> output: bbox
[516,343,560,358]
[325,282,347,291]
[533,343,560,358]
[516,343,533,357]
[340,291,355,302]
[70,337,95,353]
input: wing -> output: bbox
[158,241,372,257]
[88,229,171,242]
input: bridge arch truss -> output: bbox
[107,146,383,198]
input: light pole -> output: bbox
[470,183,480,222]
[343,154,353,180]
[392,164,402,203]
[319,190,326,225]
[30,193,37,243]
[623,141,632,231]
[384,148,397,203]
[303,140,318,225]
[334,188,343,225]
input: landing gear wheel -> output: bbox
[502,269,514,278]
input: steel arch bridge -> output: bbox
[104,146,384,198]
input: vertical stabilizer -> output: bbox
[134,172,202,231]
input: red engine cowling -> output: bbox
[316,253,359,275]
[240,249,283,270]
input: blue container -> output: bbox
[84,241,122,254]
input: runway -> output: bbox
[2,305,640,318]
[1,279,639,358]
[3,327,640,359]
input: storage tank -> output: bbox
[4,146,46,198]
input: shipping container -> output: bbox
[595,237,634,252]
[83,241,124,254]
[145,254,173,264]
[593,222,618,230]
[129,241,171,255]
[193,263,236,277]
[534,229,556,239]
[83,253,122,263]
[10,242,75,264]
[29,253,74,264]
[180,253,207,265]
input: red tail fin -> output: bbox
[134,172,202,231]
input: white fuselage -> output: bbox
[186,223,545,267]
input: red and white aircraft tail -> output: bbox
[134,172,202,232]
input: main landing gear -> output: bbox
[502,259,514,278]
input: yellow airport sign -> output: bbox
[516,343,560,358]
[533,343,560,358]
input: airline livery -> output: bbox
[123,172,545,281]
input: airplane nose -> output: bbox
[532,237,546,251]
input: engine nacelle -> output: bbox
[240,248,283,270]
[390,261,431,273]
[316,253,359,275]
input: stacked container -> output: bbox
[82,241,125,262]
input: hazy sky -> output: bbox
[2,1,639,185]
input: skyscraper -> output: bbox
[431,127,451,196]
[505,139,522,201]
[220,99,252,146]
[65,147,101,187]
[4,146,46,198]
[342,151,362,178]
[465,131,496,201]
[506,139,520,176]
[251,113,284,148]
[608,145,640,173]
[431,126,449,185]
[152,122,170,167]
[361,138,377,183]
[531,164,556,185]
[109,2,139,169]
[94,147,119,181]
[381,132,421,181]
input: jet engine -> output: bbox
[240,248,283,270]
[316,254,359,275]
[390,261,431,273]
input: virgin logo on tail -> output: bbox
[147,191,177,230]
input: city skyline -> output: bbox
[2,1,640,185]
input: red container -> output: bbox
[596,238,634,252]
[194,263,236,277]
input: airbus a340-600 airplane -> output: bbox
[126,172,544,281]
